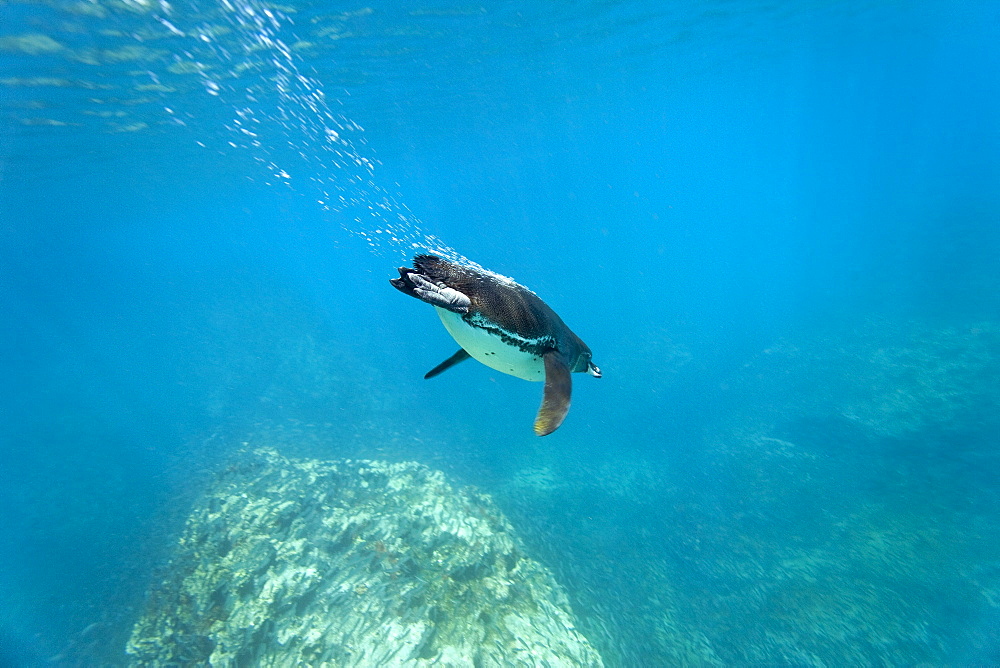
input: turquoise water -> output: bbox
[2,0,999,664]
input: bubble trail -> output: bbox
[157,0,464,262]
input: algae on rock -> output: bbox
[127,447,602,667]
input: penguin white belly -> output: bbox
[435,307,544,382]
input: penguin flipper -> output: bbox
[534,351,572,436]
[424,349,472,379]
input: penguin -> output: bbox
[390,254,601,436]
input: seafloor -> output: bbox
[493,320,1000,665]
[127,448,602,667]
[123,320,1000,666]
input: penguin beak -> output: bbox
[587,363,602,378]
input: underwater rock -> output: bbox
[126,447,602,667]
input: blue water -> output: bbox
[2,0,999,664]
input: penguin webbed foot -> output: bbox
[390,268,471,314]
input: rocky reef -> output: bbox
[127,447,602,667]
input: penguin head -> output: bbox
[568,346,601,378]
